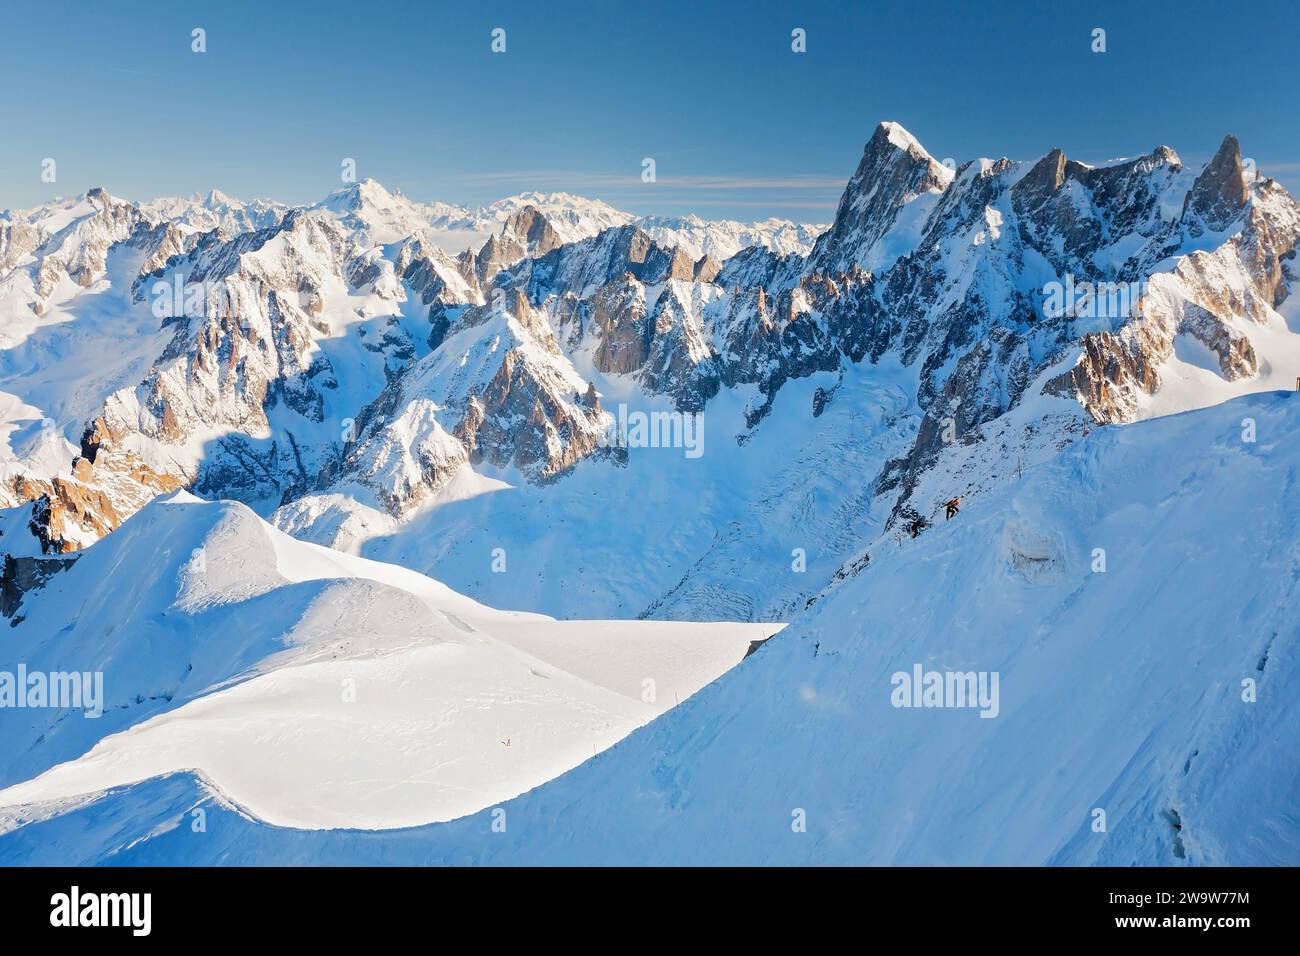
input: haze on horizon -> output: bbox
[2,0,1298,221]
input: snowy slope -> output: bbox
[323,364,926,621]
[0,175,841,559]
[0,491,775,830]
[312,179,488,251]
[486,192,633,245]
[138,189,288,240]
[250,124,1300,630]
[310,185,635,253]
[0,393,1293,864]
[634,214,827,262]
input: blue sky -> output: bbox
[3,0,1297,220]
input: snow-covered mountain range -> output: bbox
[1,120,1297,864]
[0,178,829,563]
[5,123,1295,599]
[1,393,1294,863]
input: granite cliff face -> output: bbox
[1047,135,1297,423]
[2,124,1297,579]
[805,121,954,276]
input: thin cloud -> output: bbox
[618,198,840,210]
[447,170,848,191]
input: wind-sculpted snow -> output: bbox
[1,394,1294,864]
[1,124,1297,865]
[0,491,774,831]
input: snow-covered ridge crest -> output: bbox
[636,214,827,262]
[2,122,1299,577]
[804,120,955,276]
[0,491,776,830]
[0,394,1294,861]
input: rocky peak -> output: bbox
[694,254,721,283]
[1182,134,1249,235]
[1150,145,1182,167]
[805,121,953,276]
[31,188,143,298]
[1012,148,1091,203]
[1010,144,1188,279]
[328,178,393,212]
[501,205,563,256]
[468,205,570,287]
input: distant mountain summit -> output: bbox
[1,122,1298,627]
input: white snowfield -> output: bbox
[312,391,1291,867]
[2,393,1294,865]
[2,126,1298,865]
[0,492,778,830]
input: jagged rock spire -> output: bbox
[1182,134,1249,235]
[805,121,953,275]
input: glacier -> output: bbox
[0,392,1294,864]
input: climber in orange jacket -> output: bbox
[944,497,962,521]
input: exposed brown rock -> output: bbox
[1,552,75,618]
[1182,135,1249,235]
